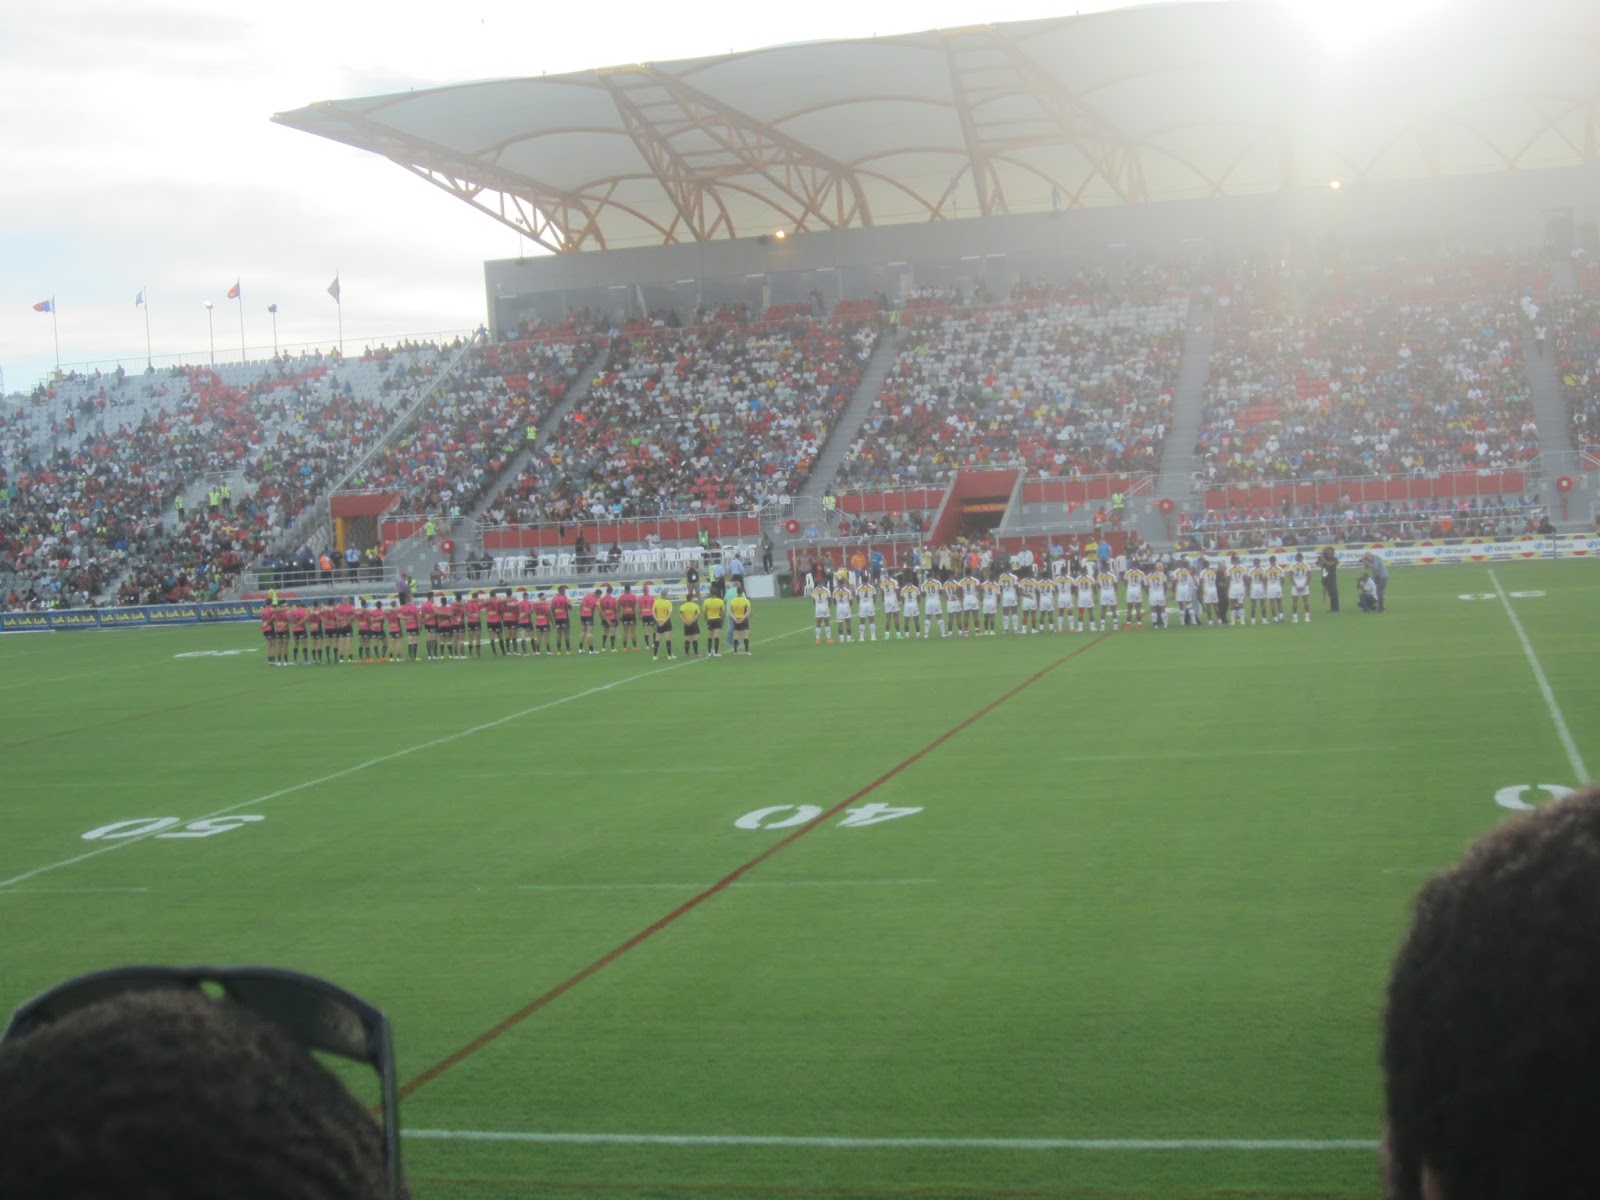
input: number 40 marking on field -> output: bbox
[81,816,265,842]
[734,803,922,831]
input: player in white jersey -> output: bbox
[1096,569,1119,632]
[1199,566,1221,625]
[943,579,963,637]
[960,574,981,636]
[1248,557,1268,625]
[1288,553,1313,623]
[813,583,833,643]
[1146,567,1168,629]
[1036,577,1057,632]
[1018,576,1038,633]
[1227,559,1247,626]
[998,572,1020,633]
[978,579,999,635]
[834,585,854,642]
[1264,556,1285,623]
[1123,566,1146,631]
[1074,568,1096,633]
[900,580,920,637]
[1173,567,1196,627]
[921,578,944,637]
[881,577,901,639]
[856,581,878,641]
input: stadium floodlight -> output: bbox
[1279,0,1452,53]
[773,229,787,240]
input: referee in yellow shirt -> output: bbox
[651,594,675,660]
[727,588,752,655]
[702,592,725,658]
[678,594,703,658]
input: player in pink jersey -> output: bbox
[465,591,485,657]
[598,587,620,652]
[334,598,356,664]
[616,585,639,651]
[399,599,420,661]
[578,589,600,655]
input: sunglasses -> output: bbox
[3,965,402,1200]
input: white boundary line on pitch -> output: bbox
[513,879,936,892]
[402,1129,1378,1152]
[1489,570,1590,783]
[0,625,810,891]
[0,659,169,694]
[0,886,151,896]
[463,766,734,777]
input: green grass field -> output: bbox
[3,560,1597,1199]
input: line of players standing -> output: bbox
[808,552,1320,642]
[258,582,753,666]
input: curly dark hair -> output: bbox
[0,989,393,1200]
[1383,783,1600,1200]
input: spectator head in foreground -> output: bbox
[1382,783,1600,1200]
[0,966,402,1200]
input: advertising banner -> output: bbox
[2,598,269,634]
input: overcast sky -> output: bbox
[1,0,1410,394]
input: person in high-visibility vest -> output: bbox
[424,519,437,540]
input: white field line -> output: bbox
[0,626,810,891]
[0,886,151,895]
[0,660,167,694]
[1489,570,1591,783]
[463,766,733,777]
[1063,748,1326,764]
[513,879,936,892]
[402,1129,1378,1152]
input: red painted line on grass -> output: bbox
[0,691,247,750]
[399,634,1108,1100]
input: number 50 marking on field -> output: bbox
[734,803,922,830]
[81,816,265,841]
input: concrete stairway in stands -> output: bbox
[799,333,898,498]
[1143,305,1215,545]
[1520,324,1585,527]
[468,344,612,523]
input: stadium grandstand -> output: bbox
[5,0,1600,611]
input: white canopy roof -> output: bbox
[273,0,1600,252]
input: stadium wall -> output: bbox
[486,165,1600,333]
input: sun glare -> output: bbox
[1279,0,1455,53]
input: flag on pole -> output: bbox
[32,299,53,313]
[136,289,146,307]
[327,275,341,303]
[226,280,240,300]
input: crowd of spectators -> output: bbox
[1197,268,1542,484]
[352,329,599,519]
[240,342,452,533]
[1552,295,1600,451]
[0,344,450,609]
[1176,495,1545,553]
[496,315,876,523]
[834,280,1186,488]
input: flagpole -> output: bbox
[336,268,343,357]
[51,297,60,373]
[235,280,246,361]
[142,287,152,368]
